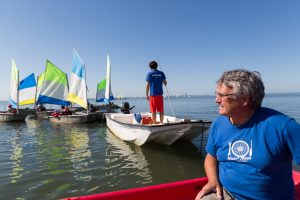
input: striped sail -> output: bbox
[9,59,19,108]
[19,73,37,105]
[36,60,70,106]
[67,49,88,109]
[35,72,45,101]
[96,79,106,102]
[96,54,114,103]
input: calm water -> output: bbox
[0,94,299,199]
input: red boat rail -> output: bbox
[65,170,300,200]
[64,177,207,200]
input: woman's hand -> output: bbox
[195,180,223,200]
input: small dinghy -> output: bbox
[49,49,95,123]
[105,112,211,146]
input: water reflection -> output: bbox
[64,126,92,181]
[140,140,206,183]
[10,131,24,183]
[25,118,49,133]
[105,128,152,184]
[104,128,206,187]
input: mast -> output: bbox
[105,53,111,103]
[17,68,19,113]
[34,75,39,109]
[85,63,88,115]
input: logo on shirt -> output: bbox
[152,74,162,77]
[228,140,252,162]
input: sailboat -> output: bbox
[96,54,114,104]
[94,54,119,121]
[35,60,70,118]
[49,49,96,123]
[0,59,28,122]
[18,73,38,118]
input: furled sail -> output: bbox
[96,54,114,104]
[9,59,19,108]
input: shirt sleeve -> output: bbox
[206,121,217,157]
[146,72,151,82]
[285,119,300,164]
[162,72,166,80]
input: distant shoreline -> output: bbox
[0,92,299,102]
[123,92,300,99]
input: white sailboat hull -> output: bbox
[105,113,211,146]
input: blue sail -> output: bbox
[19,73,37,105]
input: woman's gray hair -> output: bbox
[217,69,265,108]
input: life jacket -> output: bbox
[51,111,61,117]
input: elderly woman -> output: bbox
[196,69,300,200]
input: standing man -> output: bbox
[195,69,300,200]
[146,61,167,124]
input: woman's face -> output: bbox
[215,84,244,117]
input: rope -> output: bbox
[156,57,176,117]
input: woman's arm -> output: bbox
[195,153,222,200]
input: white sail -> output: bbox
[9,59,19,108]
[96,54,114,103]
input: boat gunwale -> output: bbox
[105,113,212,129]
[64,170,300,200]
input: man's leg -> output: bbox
[152,112,157,124]
[158,96,164,123]
[160,112,164,123]
[149,96,156,123]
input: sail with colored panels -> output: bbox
[36,72,45,100]
[9,59,19,108]
[36,60,70,106]
[96,79,106,102]
[67,49,88,109]
[19,73,37,105]
[96,54,114,104]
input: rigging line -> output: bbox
[156,57,175,117]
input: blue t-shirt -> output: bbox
[206,107,300,200]
[146,69,166,96]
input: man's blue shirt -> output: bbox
[146,69,166,96]
[206,107,300,200]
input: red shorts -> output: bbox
[149,96,164,113]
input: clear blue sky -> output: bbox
[0,0,299,100]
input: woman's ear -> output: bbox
[243,96,252,107]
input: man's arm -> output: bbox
[195,153,222,200]
[146,81,150,100]
[163,80,167,86]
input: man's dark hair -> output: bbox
[149,61,158,69]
